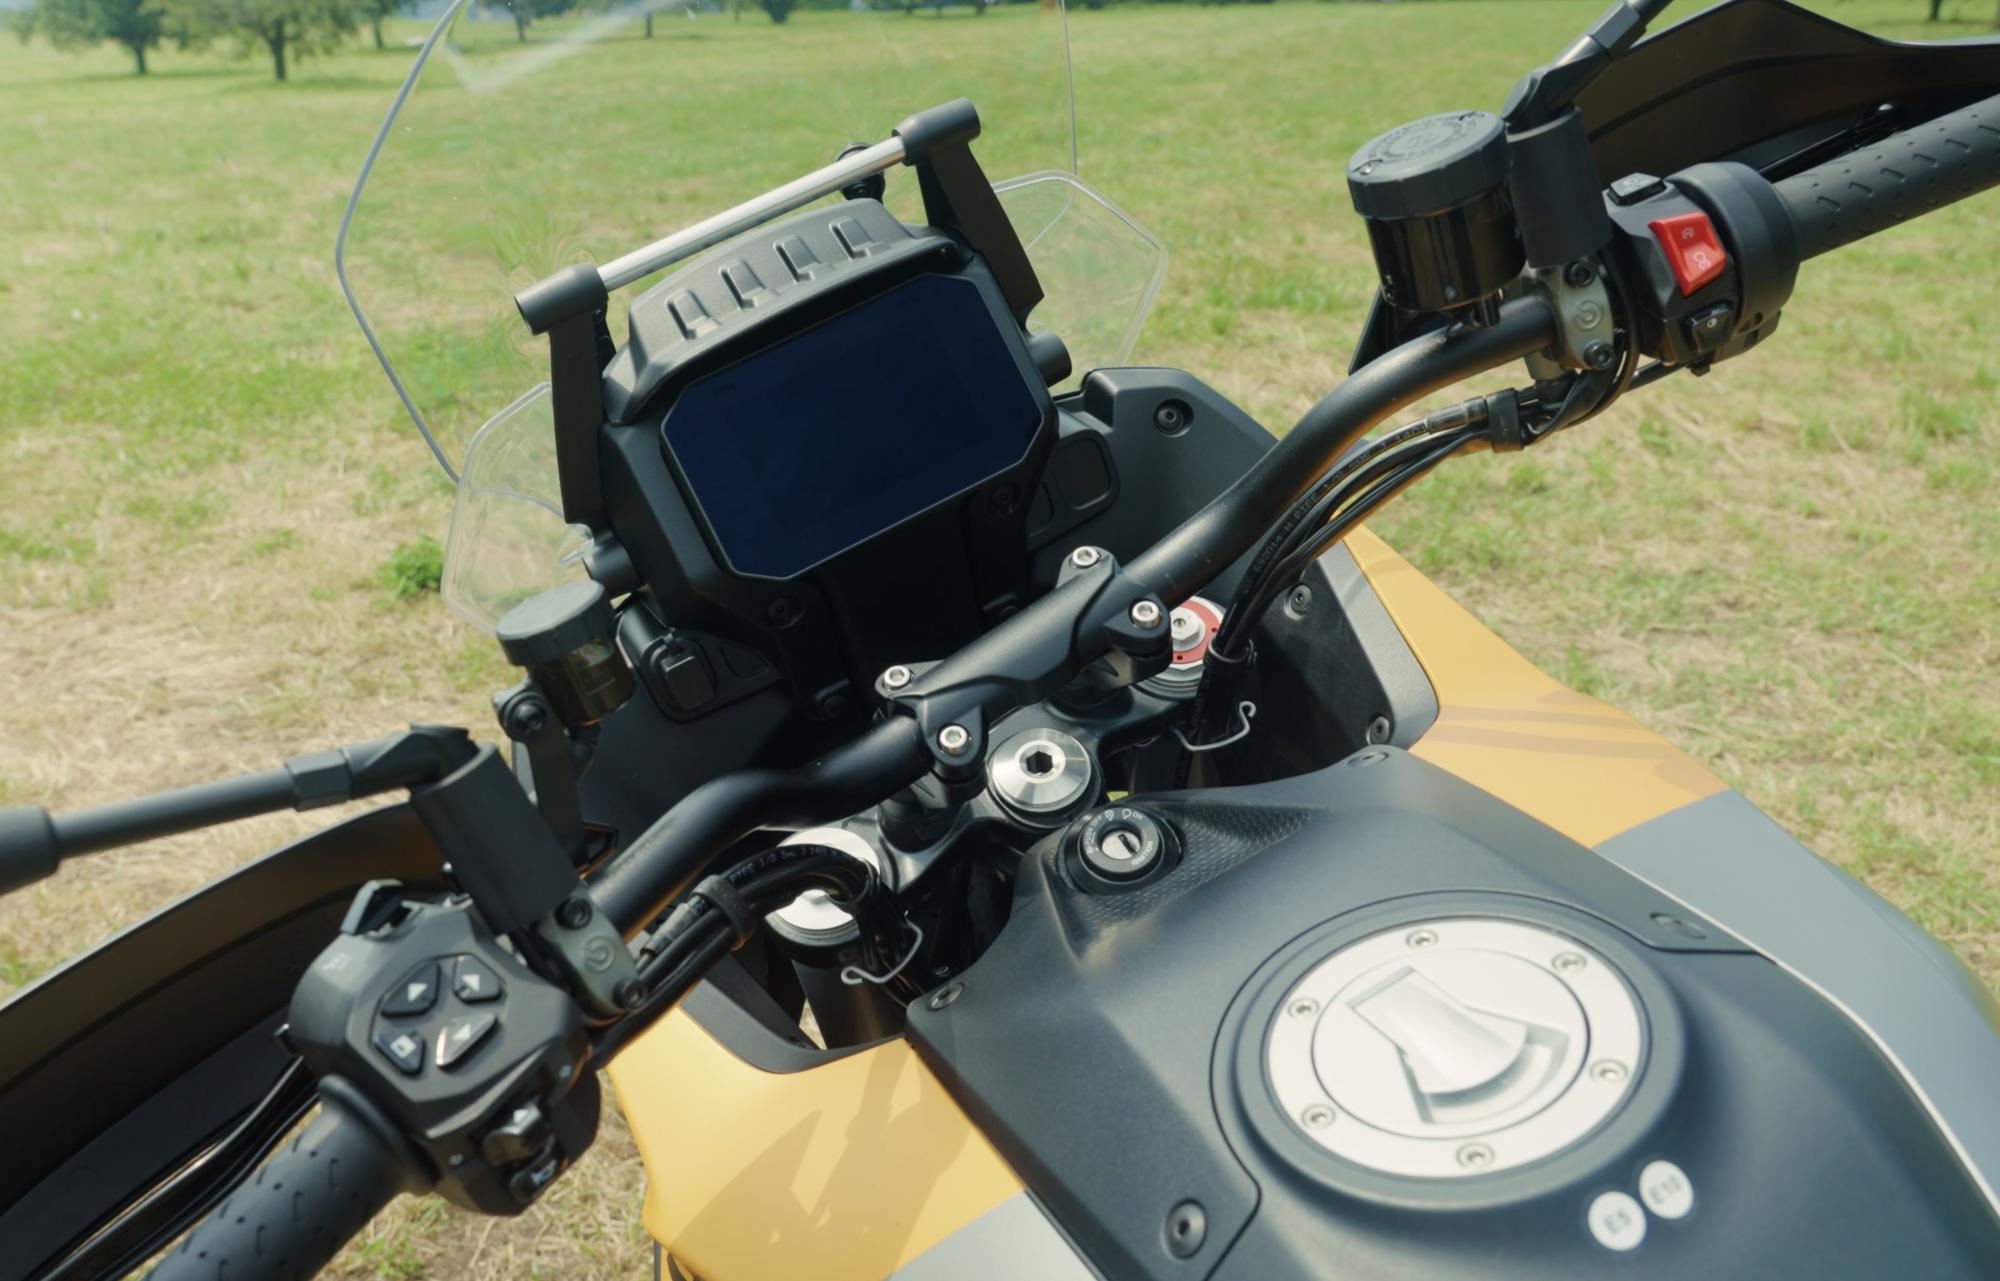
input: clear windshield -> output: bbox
[339,0,1165,630]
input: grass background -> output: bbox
[3,0,1998,1275]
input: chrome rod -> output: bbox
[598,136,909,292]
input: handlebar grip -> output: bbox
[148,1094,416,1281]
[1776,93,2000,261]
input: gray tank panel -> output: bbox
[1595,789,2000,1216]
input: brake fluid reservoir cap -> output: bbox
[1266,917,1644,1178]
[1347,111,1509,221]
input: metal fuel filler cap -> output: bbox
[1266,917,1644,1178]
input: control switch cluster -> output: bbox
[289,889,599,1216]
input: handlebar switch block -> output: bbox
[290,895,599,1217]
[1601,162,1798,370]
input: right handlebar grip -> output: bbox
[149,1096,415,1281]
[1777,93,2000,260]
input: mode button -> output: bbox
[1647,211,1728,296]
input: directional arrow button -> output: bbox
[453,955,504,1004]
[435,1011,498,1069]
[381,961,440,1017]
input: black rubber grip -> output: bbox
[148,1100,409,1281]
[1776,93,2000,260]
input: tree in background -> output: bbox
[498,0,572,41]
[168,0,357,78]
[14,0,166,73]
[358,0,412,47]
[757,0,794,21]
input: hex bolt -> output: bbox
[1069,545,1102,570]
[882,665,912,690]
[929,983,965,1010]
[1583,340,1616,370]
[1130,600,1163,629]
[613,977,647,1010]
[1301,1104,1336,1129]
[555,897,593,930]
[1565,260,1596,288]
[937,724,971,757]
[508,699,549,738]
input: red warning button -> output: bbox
[1648,211,1728,296]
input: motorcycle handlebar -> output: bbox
[147,1086,425,1281]
[1776,92,2000,261]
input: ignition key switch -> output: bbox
[1066,804,1180,894]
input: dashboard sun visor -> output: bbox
[662,274,1042,580]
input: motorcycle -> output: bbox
[3,0,2000,1276]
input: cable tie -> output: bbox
[841,921,924,987]
[689,874,757,950]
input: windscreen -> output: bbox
[338,0,1166,629]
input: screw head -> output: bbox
[1366,715,1392,745]
[1456,1142,1495,1168]
[937,724,971,756]
[765,596,800,625]
[1153,399,1193,435]
[1288,997,1320,1019]
[1069,545,1102,570]
[1584,340,1616,370]
[556,897,593,930]
[1302,1104,1336,1129]
[929,982,964,1010]
[507,697,549,738]
[882,665,912,690]
[613,977,647,1010]
[1553,951,1588,972]
[1286,584,1313,616]
[1565,260,1596,288]
[1130,599,1163,629]
[1164,1200,1207,1258]
[1406,928,1438,949]
[1590,1060,1629,1084]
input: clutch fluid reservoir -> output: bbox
[1348,111,1523,323]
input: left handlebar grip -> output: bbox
[148,1091,423,1281]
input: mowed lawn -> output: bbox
[4,0,1999,1276]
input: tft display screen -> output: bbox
[662,274,1042,580]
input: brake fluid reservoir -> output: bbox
[1347,111,1523,321]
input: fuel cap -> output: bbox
[1265,917,1643,1178]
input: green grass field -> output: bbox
[4,0,1999,1275]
